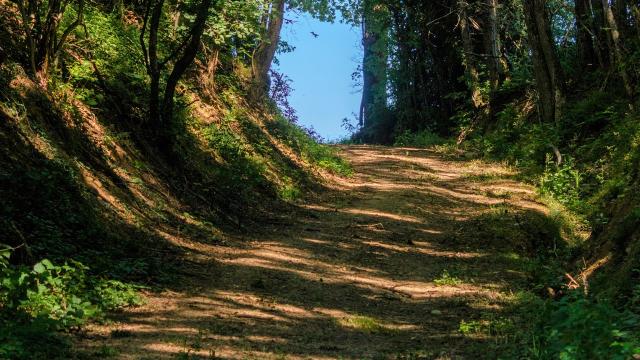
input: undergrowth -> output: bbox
[269,114,353,177]
[529,295,640,359]
[499,292,640,360]
[393,129,446,148]
[0,249,143,359]
[446,85,640,360]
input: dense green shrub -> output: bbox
[0,248,143,359]
[529,295,640,359]
[539,158,582,211]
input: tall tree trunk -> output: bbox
[591,0,611,68]
[632,5,640,38]
[252,0,285,100]
[523,0,564,124]
[394,16,413,120]
[602,0,634,99]
[485,0,501,92]
[141,0,164,124]
[459,0,483,109]
[201,47,219,98]
[360,0,389,128]
[575,0,596,69]
[484,0,503,126]
[612,0,630,37]
[360,19,375,127]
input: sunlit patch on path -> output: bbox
[79,146,549,359]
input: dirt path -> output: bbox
[80,146,550,359]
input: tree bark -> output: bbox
[141,0,212,129]
[12,0,84,85]
[632,5,640,38]
[200,47,219,98]
[483,0,504,125]
[252,0,286,100]
[485,0,501,92]
[523,0,564,124]
[602,0,634,100]
[161,0,212,124]
[591,0,611,68]
[140,0,164,124]
[459,0,483,109]
[360,0,388,128]
[575,0,596,69]
[612,0,630,37]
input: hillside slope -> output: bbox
[0,4,349,354]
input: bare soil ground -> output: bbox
[78,145,551,359]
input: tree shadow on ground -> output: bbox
[76,146,567,359]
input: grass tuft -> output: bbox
[338,315,388,333]
[433,270,463,286]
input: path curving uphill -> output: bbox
[80,145,553,359]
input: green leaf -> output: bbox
[41,259,54,270]
[37,284,48,294]
[33,262,46,274]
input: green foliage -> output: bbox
[459,316,514,339]
[468,105,557,171]
[394,130,445,148]
[269,115,353,177]
[0,250,143,359]
[539,158,582,211]
[316,152,353,176]
[463,89,639,230]
[2,259,97,327]
[278,183,302,201]
[206,0,263,56]
[69,7,149,106]
[1,161,98,260]
[91,279,145,311]
[528,295,640,359]
[0,147,164,280]
[202,117,271,194]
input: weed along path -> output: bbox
[80,145,554,359]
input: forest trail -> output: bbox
[80,145,550,359]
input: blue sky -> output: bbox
[275,12,362,141]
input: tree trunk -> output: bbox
[139,0,163,124]
[523,0,564,124]
[360,0,388,128]
[575,0,596,69]
[459,0,483,109]
[484,0,503,126]
[201,48,219,98]
[632,5,640,38]
[612,0,630,37]
[485,0,501,92]
[602,0,634,100]
[361,3,378,127]
[252,0,286,100]
[161,0,212,124]
[13,0,84,85]
[591,0,611,68]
